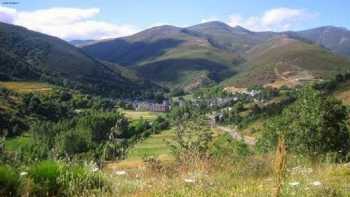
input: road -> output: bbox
[216,126,256,145]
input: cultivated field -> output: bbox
[0,81,53,93]
[122,110,164,121]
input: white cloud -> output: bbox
[0,6,138,40]
[228,7,317,31]
[0,6,16,23]
[201,17,219,23]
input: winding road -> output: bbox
[216,126,256,145]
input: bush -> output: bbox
[29,160,62,196]
[0,165,20,196]
[210,133,251,159]
[152,116,169,133]
[257,86,350,158]
[58,129,92,156]
[170,120,213,158]
[77,111,122,142]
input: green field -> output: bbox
[104,129,175,171]
[122,110,164,121]
[4,133,32,152]
[127,129,175,160]
[0,81,53,93]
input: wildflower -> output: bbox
[289,181,300,186]
[311,181,322,186]
[20,171,28,176]
[85,161,99,172]
[115,170,127,176]
[184,178,195,183]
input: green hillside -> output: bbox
[0,22,151,97]
[82,23,245,90]
[82,22,350,91]
[224,36,350,87]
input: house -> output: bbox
[134,100,170,112]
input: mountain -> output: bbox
[291,26,350,58]
[82,23,243,90]
[185,22,276,53]
[0,22,148,97]
[224,36,350,87]
[82,22,350,90]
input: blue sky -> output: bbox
[0,0,349,40]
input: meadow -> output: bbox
[0,81,53,93]
[122,110,165,121]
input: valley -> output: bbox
[1,8,350,196]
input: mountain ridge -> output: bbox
[81,22,350,90]
[0,22,158,97]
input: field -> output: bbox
[0,81,53,93]
[104,129,175,171]
[128,129,175,160]
[122,110,164,121]
[106,146,350,197]
[4,133,32,152]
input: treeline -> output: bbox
[1,88,170,165]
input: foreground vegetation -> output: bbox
[2,73,350,196]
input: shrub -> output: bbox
[58,128,92,156]
[152,116,170,133]
[26,161,111,196]
[209,133,251,159]
[77,111,122,142]
[170,120,213,158]
[29,160,62,196]
[0,165,20,196]
[257,86,350,158]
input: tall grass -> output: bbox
[273,136,287,197]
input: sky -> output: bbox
[0,0,349,40]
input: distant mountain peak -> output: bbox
[143,25,181,32]
[232,25,252,34]
[191,21,233,30]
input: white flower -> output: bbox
[289,181,300,186]
[311,181,322,186]
[92,167,99,172]
[184,178,195,183]
[115,170,127,176]
[20,171,28,176]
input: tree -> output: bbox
[59,129,91,156]
[257,86,350,157]
[170,119,213,158]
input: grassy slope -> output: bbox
[122,110,164,121]
[83,25,242,91]
[135,45,240,90]
[0,22,143,97]
[223,37,350,88]
[134,37,242,90]
[0,81,53,94]
[0,81,53,113]
[104,111,174,171]
[127,129,175,160]
[109,155,350,196]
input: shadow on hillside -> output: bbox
[83,39,185,65]
[136,58,237,83]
